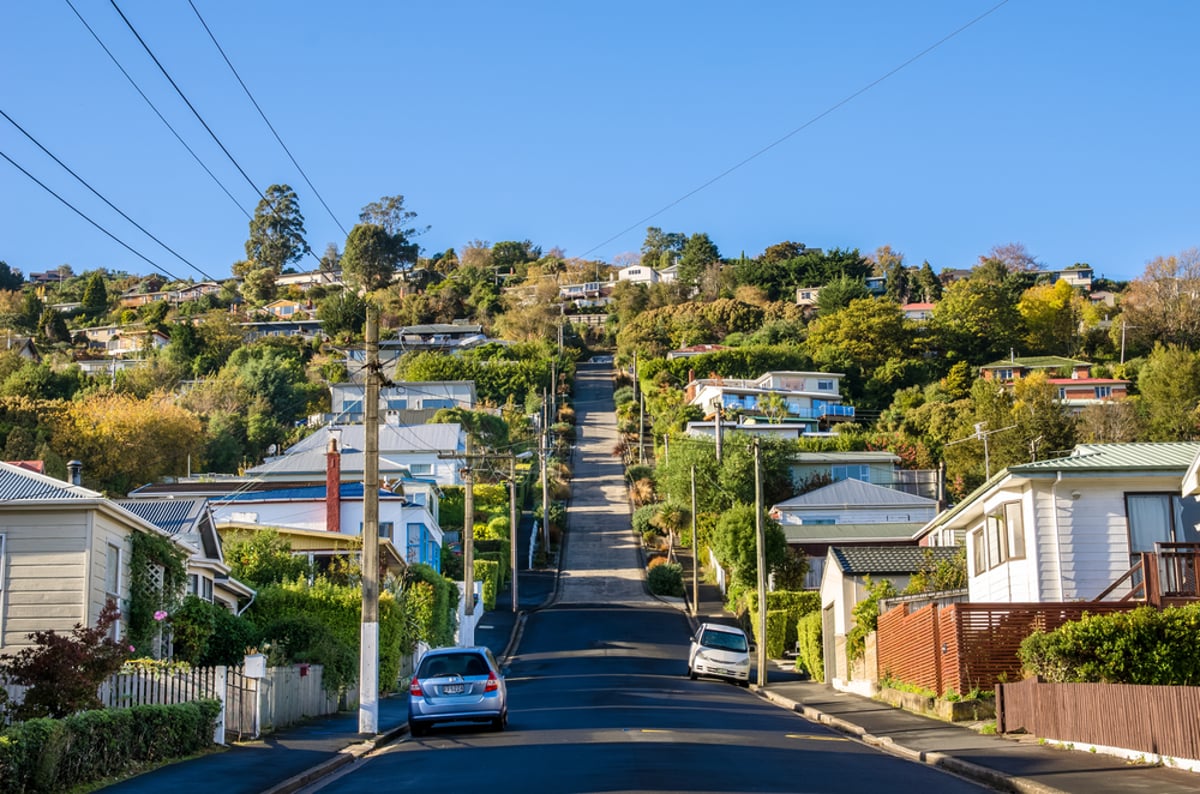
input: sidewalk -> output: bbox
[678,552,1200,794]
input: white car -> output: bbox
[687,623,751,686]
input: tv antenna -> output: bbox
[946,422,1016,479]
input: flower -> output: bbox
[153,610,168,621]
[129,645,136,652]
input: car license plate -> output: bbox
[443,684,464,694]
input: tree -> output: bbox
[678,232,721,287]
[1137,343,1200,441]
[319,243,341,273]
[245,184,310,274]
[929,270,1024,364]
[81,272,109,319]
[240,265,278,303]
[492,240,541,273]
[224,529,311,587]
[342,222,401,292]
[1118,248,1200,354]
[815,275,869,315]
[983,242,1041,272]
[916,261,942,302]
[0,260,23,291]
[709,502,788,588]
[1017,280,1083,356]
[316,288,367,338]
[38,306,70,344]
[759,241,809,264]
[358,194,424,271]
[641,227,686,269]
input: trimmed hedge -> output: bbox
[473,559,500,611]
[1019,603,1200,684]
[647,562,685,597]
[746,590,821,657]
[796,611,823,680]
[476,539,511,585]
[405,563,459,648]
[0,699,220,793]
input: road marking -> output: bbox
[640,729,671,734]
[786,733,848,742]
[478,624,494,629]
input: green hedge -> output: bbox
[746,590,821,656]
[476,539,511,585]
[473,559,500,611]
[647,562,684,597]
[1019,603,1200,684]
[405,563,459,648]
[0,700,220,793]
[750,610,790,659]
[796,611,823,681]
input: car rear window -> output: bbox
[701,629,748,653]
[418,653,490,678]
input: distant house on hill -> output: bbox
[979,355,1129,411]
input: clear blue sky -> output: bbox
[2,1,1197,284]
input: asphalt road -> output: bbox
[308,604,990,794]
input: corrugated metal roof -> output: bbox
[0,462,96,501]
[774,478,937,509]
[980,355,1086,370]
[220,483,403,502]
[281,423,462,456]
[116,498,205,535]
[784,523,923,543]
[1011,442,1200,473]
[245,450,414,478]
[793,451,899,463]
[830,545,958,575]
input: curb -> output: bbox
[752,687,1070,794]
[262,723,409,794]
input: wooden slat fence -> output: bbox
[877,602,1136,695]
[98,665,224,710]
[998,677,1200,761]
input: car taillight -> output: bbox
[484,671,499,692]
[410,676,423,696]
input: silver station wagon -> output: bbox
[408,647,508,736]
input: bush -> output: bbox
[625,464,654,484]
[404,564,459,649]
[744,590,821,655]
[796,611,823,680]
[632,504,660,536]
[476,550,509,588]
[1019,603,1200,684]
[646,555,669,570]
[0,700,220,793]
[751,610,789,659]
[473,559,500,611]
[613,385,635,406]
[647,562,684,597]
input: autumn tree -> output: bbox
[1017,280,1083,356]
[1118,248,1200,355]
[983,242,1041,272]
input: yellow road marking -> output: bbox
[786,733,847,742]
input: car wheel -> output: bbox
[409,720,429,737]
[739,680,750,688]
[687,664,698,680]
[491,714,505,732]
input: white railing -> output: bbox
[708,547,727,594]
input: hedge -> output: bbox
[476,538,511,585]
[473,559,500,611]
[750,610,790,659]
[0,699,220,793]
[1019,602,1200,684]
[746,590,821,657]
[405,563,459,648]
[796,611,823,680]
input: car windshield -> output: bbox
[418,653,490,678]
[701,629,747,653]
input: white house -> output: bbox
[329,381,476,422]
[773,479,939,588]
[685,371,855,433]
[916,442,1200,604]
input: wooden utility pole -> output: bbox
[754,438,768,688]
[714,403,723,464]
[462,435,475,644]
[509,455,519,612]
[358,303,380,734]
[638,393,645,465]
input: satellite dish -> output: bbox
[267,444,278,455]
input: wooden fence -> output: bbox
[997,677,1200,761]
[877,602,1136,695]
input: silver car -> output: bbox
[408,647,508,735]
[687,623,752,686]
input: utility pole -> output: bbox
[462,435,475,645]
[690,464,698,617]
[541,420,551,552]
[714,402,723,464]
[638,393,645,465]
[358,303,380,734]
[509,455,519,612]
[754,438,768,689]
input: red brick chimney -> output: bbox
[325,436,341,533]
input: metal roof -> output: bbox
[773,478,937,509]
[1011,442,1200,474]
[115,498,206,535]
[0,462,97,501]
[784,523,924,543]
[280,423,462,456]
[979,355,1087,370]
[829,545,958,576]
[220,483,404,502]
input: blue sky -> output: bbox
[2,1,1197,284]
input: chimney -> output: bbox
[325,437,341,533]
[67,460,82,486]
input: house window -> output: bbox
[105,543,121,600]
[0,534,6,592]
[408,463,433,476]
[800,518,836,525]
[386,399,408,410]
[343,400,363,415]
[979,501,1025,570]
[359,522,394,539]
[1004,502,1025,560]
[1058,388,1067,401]
[1094,386,1112,399]
[995,368,1013,380]
[971,528,986,576]
[407,492,427,507]
[831,465,869,483]
[1126,493,1200,562]
[188,574,214,602]
[816,380,834,391]
[423,399,455,409]
[985,512,1007,569]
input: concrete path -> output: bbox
[554,363,657,606]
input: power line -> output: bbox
[107,0,263,202]
[63,0,251,221]
[0,108,220,283]
[187,0,348,238]
[0,149,181,282]
[580,0,1011,258]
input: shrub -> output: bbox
[647,562,685,597]
[632,504,660,536]
[0,700,220,793]
[625,464,654,484]
[476,549,510,587]
[474,559,500,611]
[646,555,669,570]
[751,610,789,659]
[404,563,459,649]
[796,611,823,680]
[744,590,821,654]
[642,529,664,549]
[847,577,896,661]
[1019,603,1200,684]
[613,385,635,406]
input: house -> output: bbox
[119,289,170,308]
[3,335,39,362]
[979,355,1129,411]
[276,269,343,291]
[1051,265,1094,291]
[261,299,312,320]
[106,328,170,357]
[328,381,476,425]
[666,344,731,361]
[819,545,960,694]
[794,286,821,308]
[900,302,934,321]
[245,422,466,488]
[240,318,325,342]
[115,497,254,612]
[916,442,1200,604]
[617,265,662,285]
[685,371,855,433]
[772,479,939,588]
[0,462,246,653]
[558,281,611,309]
